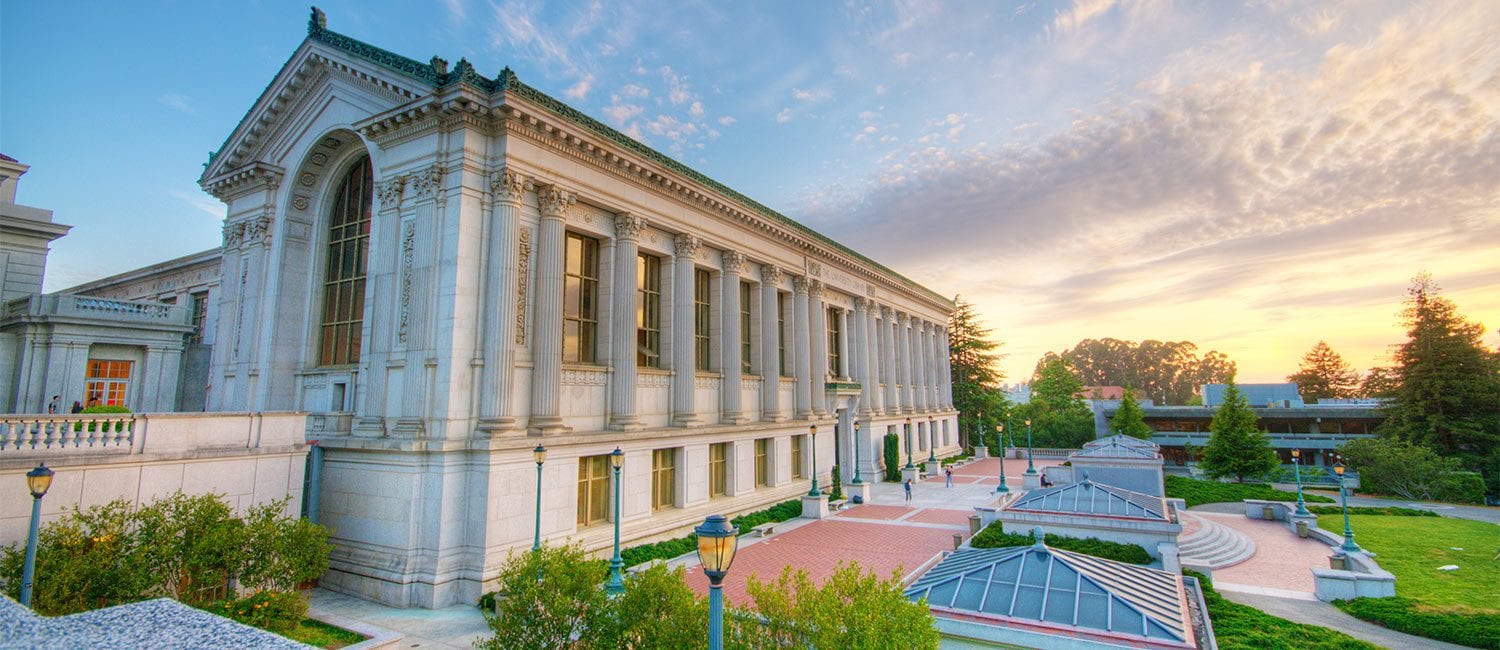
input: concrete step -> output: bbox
[1177,513,1256,569]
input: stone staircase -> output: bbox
[1177,512,1256,569]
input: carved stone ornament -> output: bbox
[674,233,702,257]
[490,168,532,204]
[222,221,246,248]
[377,176,406,209]
[516,226,532,345]
[398,222,416,345]
[409,165,445,199]
[537,184,576,219]
[721,250,748,274]
[853,297,868,311]
[881,305,894,319]
[897,312,910,326]
[761,264,783,285]
[614,212,647,240]
[792,275,811,294]
[808,279,825,299]
[291,195,310,211]
[243,215,273,246]
[298,172,317,187]
[808,261,822,278]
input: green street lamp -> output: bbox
[927,416,937,463]
[904,417,914,469]
[695,515,739,650]
[851,420,864,485]
[807,425,821,497]
[605,447,626,596]
[21,463,54,607]
[1291,449,1310,517]
[995,424,1009,494]
[532,445,547,552]
[975,411,984,456]
[1023,418,1037,476]
[1333,462,1361,554]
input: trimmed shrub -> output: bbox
[1437,471,1486,504]
[1335,597,1500,650]
[1164,475,1333,508]
[209,590,307,634]
[477,544,608,650]
[883,433,901,482]
[619,499,802,568]
[75,404,132,432]
[968,523,1153,565]
[1303,505,1437,517]
[1186,570,1380,650]
[828,465,844,500]
[742,563,939,649]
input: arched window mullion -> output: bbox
[317,155,373,367]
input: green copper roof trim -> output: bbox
[215,7,948,307]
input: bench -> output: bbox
[829,499,850,511]
[750,522,778,537]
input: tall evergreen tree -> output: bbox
[1019,357,1095,448]
[948,296,1005,449]
[1286,340,1360,403]
[1360,365,1400,398]
[1199,379,1278,482]
[1379,275,1500,466]
[1111,389,1154,440]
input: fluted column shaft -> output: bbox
[671,234,702,426]
[864,301,883,415]
[609,214,645,429]
[808,281,828,417]
[882,307,900,412]
[915,320,930,412]
[931,325,945,409]
[900,313,915,411]
[940,327,954,409]
[792,276,813,419]
[760,266,783,420]
[853,298,872,418]
[478,170,529,431]
[529,185,574,433]
[720,251,747,423]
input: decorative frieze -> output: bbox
[694,375,721,390]
[561,368,607,386]
[637,372,670,389]
[516,226,532,345]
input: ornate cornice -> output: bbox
[614,212,647,241]
[721,250,748,274]
[203,162,285,201]
[673,233,702,257]
[537,184,576,219]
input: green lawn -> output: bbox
[1184,571,1378,650]
[282,618,367,649]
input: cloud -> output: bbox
[718,115,736,126]
[1051,0,1118,35]
[792,87,832,103]
[171,189,223,218]
[159,93,195,115]
[776,108,793,123]
[564,74,593,99]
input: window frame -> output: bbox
[709,442,729,497]
[740,281,753,374]
[791,435,805,479]
[827,306,843,378]
[577,454,611,527]
[694,268,712,372]
[777,293,789,377]
[652,448,676,511]
[754,438,770,487]
[84,359,133,407]
[316,155,373,367]
[637,253,662,368]
[563,232,601,365]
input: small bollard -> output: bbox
[953,534,963,550]
[968,515,982,534]
[1329,554,1347,570]
[1262,505,1276,521]
[1296,521,1309,538]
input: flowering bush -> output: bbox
[210,590,308,633]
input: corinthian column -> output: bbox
[609,213,646,430]
[478,169,530,433]
[792,276,812,419]
[671,234,702,426]
[864,300,883,415]
[720,250,748,424]
[529,184,574,435]
[914,320,930,412]
[927,323,942,410]
[853,298,873,418]
[899,313,915,412]
[939,326,954,409]
[808,280,828,417]
[882,307,899,413]
[760,265,784,421]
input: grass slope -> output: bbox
[1185,571,1379,650]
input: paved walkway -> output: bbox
[309,588,489,649]
[1297,487,1500,524]
[1192,511,1328,597]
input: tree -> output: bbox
[741,563,939,649]
[1337,438,1477,503]
[1111,389,1154,440]
[1019,357,1095,448]
[477,544,607,649]
[1198,380,1278,482]
[1360,365,1400,398]
[1041,338,1236,405]
[948,297,1005,449]
[1286,341,1360,403]
[1379,275,1500,468]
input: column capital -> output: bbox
[896,312,910,326]
[853,296,868,311]
[792,275,811,294]
[761,264,783,284]
[490,167,532,205]
[377,176,406,210]
[808,279,825,299]
[614,212,647,241]
[880,305,894,319]
[721,250,748,274]
[673,232,702,257]
[537,184,576,219]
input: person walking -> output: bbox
[945,467,954,488]
[904,478,913,503]
[47,395,61,414]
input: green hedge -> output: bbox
[1304,505,1437,517]
[968,523,1153,565]
[1436,471,1487,505]
[883,434,901,482]
[1185,570,1379,650]
[619,499,803,568]
[1164,475,1334,508]
[1334,597,1500,650]
[939,452,970,465]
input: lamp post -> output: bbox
[605,447,626,596]
[532,445,547,552]
[1333,462,1361,554]
[695,515,740,650]
[975,411,984,456]
[1291,448,1310,517]
[807,425,820,497]
[851,420,863,485]
[904,417,914,469]
[20,463,54,607]
[927,416,937,463]
[995,424,1009,494]
[1023,418,1036,476]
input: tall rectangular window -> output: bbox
[755,438,770,487]
[84,359,132,407]
[791,435,805,479]
[563,233,600,364]
[694,269,711,371]
[577,454,610,526]
[652,449,676,511]
[777,294,789,377]
[827,306,843,378]
[318,155,373,366]
[637,254,662,368]
[709,443,729,497]
[188,291,209,344]
[740,282,753,374]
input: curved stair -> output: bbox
[1177,513,1256,569]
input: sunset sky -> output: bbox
[2,1,1496,383]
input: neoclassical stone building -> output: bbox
[195,9,957,607]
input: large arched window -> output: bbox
[318,155,372,366]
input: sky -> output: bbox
[2,0,1497,384]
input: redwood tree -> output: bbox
[1287,340,1360,403]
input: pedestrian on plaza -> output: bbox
[945,467,953,488]
[904,478,912,502]
[70,400,84,414]
[47,395,61,414]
